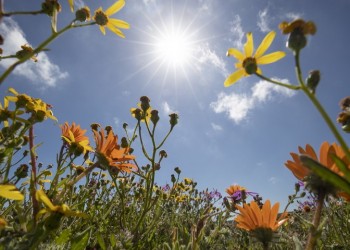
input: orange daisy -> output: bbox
[93,127,137,173]
[61,122,93,155]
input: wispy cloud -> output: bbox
[229,15,244,49]
[162,101,176,114]
[257,8,271,32]
[0,18,68,87]
[269,176,278,184]
[195,43,228,76]
[210,78,295,124]
[211,122,223,131]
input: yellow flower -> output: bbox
[61,122,93,155]
[130,104,152,123]
[235,200,288,231]
[0,217,7,229]
[0,185,24,200]
[36,189,87,219]
[93,0,130,38]
[225,31,286,87]
[16,44,38,62]
[279,19,316,35]
[93,127,137,173]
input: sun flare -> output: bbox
[155,30,193,66]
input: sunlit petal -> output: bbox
[244,32,254,57]
[0,185,24,200]
[109,19,130,29]
[227,48,245,61]
[107,23,125,38]
[99,25,106,35]
[105,0,125,16]
[256,51,286,64]
[224,69,245,87]
[255,31,275,58]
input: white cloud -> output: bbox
[0,18,68,87]
[162,101,175,114]
[229,15,244,49]
[269,176,278,184]
[285,12,303,20]
[210,78,295,124]
[113,117,120,127]
[257,8,270,32]
[211,122,223,131]
[195,43,228,76]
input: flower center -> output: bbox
[242,57,257,75]
[94,11,109,26]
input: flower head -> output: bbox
[16,44,38,62]
[93,0,130,38]
[226,184,257,203]
[93,127,137,173]
[279,19,316,35]
[61,122,93,155]
[235,200,288,231]
[130,103,152,123]
[285,142,349,197]
[225,31,286,87]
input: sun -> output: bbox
[154,28,193,67]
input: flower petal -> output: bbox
[107,23,125,38]
[227,48,245,61]
[109,19,130,29]
[244,33,254,57]
[36,189,56,211]
[255,31,276,59]
[99,25,106,35]
[256,51,286,65]
[224,69,245,87]
[68,0,74,12]
[0,185,24,200]
[105,0,125,16]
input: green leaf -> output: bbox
[55,228,71,245]
[97,232,106,250]
[331,154,350,182]
[300,155,350,194]
[109,234,116,247]
[71,229,90,250]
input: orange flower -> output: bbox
[61,122,93,155]
[235,200,288,232]
[93,127,137,173]
[226,184,246,196]
[285,142,350,199]
[285,142,347,181]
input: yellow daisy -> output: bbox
[225,31,286,87]
[93,0,130,38]
[0,185,24,200]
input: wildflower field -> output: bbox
[1,1,350,249]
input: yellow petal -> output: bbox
[109,19,130,29]
[227,48,245,61]
[244,33,254,57]
[105,0,125,16]
[224,69,245,87]
[8,88,18,96]
[256,51,286,65]
[107,23,125,38]
[255,31,275,59]
[36,189,56,211]
[99,25,106,35]
[68,0,74,12]
[0,185,24,200]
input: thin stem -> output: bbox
[29,126,39,223]
[305,191,325,250]
[0,10,44,17]
[255,73,301,90]
[294,51,350,160]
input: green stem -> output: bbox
[29,126,39,223]
[294,51,350,160]
[255,73,301,90]
[0,21,95,86]
[0,10,44,17]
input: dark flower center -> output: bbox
[242,57,257,74]
[94,11,109,26]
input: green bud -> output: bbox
[140,96,151,112]
[174,167,181,175]
[121,137,128,148]
[75,7,90,22]
[123,123,128,129]
[150,110,159,125]
[15,164,29,178]
[306,70,320,94]
[171,174,176,183]
[287,28,307,52]
[169,113,179,129]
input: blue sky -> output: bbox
[1,0,350,207]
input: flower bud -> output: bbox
[287,28,307,52]
[140,96,151,112]
[90,123,100,131]
[121,137,128,148]
[123,123,128,129]
[75,6,90,22]
[131,108,142,121]
[306,70,320,94]
[15,164,29,178]
[105,126,112,134]
[150,110,159,125]
[41,0,61,16]
[339,97,350,111]
[174,167,181,175]
[169,113,179,129]
[159,150,167,158]
[171,174,176,183]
